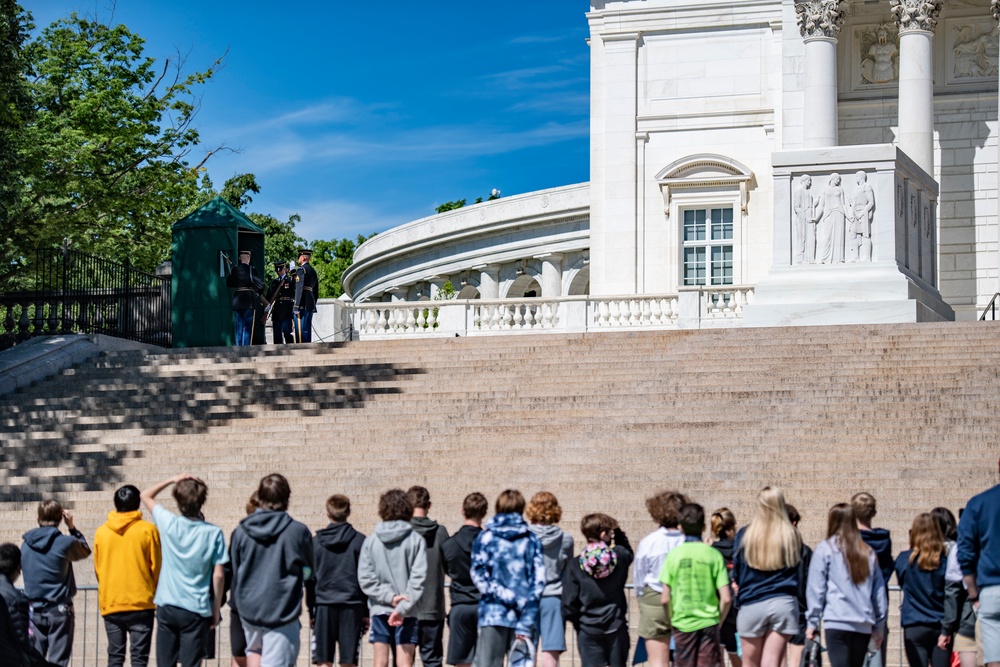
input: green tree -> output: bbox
[434,190,500,213]
[250,212,304,282]
[310,234,374,299]
[0,1,30,241]
[6,9,222,273]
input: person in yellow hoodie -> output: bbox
[94,484,161,667]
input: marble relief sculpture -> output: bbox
[952,23,999,79]
[793,175,817,265]
[848,172,875,262]
[860,25,899,84]
[814,174,848,264]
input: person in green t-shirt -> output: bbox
[659,503,732,667]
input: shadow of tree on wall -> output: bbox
[0,346,423,502]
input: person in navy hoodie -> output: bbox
[957,458,1000,667]
[732,487,802,667]
[307,494,369,667]
[20,500,91,667]
[895,513,952,667]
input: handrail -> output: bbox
[980,292,1000,321]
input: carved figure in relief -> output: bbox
[847,171,875,262]
[792,175,818,265]
[813,173,848,264]
[953,24,1000,79]
[861,25,899,84]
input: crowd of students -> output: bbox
[1,463,998,667]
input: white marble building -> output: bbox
[339,0,999,335]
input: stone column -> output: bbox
[536,253,564,298]
[891,0,943,176]
[475,265,501,299]
[796,0,847,148]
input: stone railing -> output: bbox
[327,286,755,340]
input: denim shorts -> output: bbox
[980,585,1000,663]
[369,614,419,645]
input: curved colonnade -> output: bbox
[342,183,591,303]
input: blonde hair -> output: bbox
[740,487,801,571]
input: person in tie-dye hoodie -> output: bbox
[470,489,546,667]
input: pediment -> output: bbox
[656,154,754,185]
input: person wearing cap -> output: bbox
[293,248,319,343]
[226,250,265,346]
[267,262,296,344]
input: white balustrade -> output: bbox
[341,288,754,339]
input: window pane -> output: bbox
[684,247,706,286]
[712,207,734,241]
[683,209,708,242]
[710,245,734,285]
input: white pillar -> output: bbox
[536,253,564,298]
[476,265,500,299]
[891,0,942,176]
[795,1,846,148]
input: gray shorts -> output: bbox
[980,585,1000,663]
[736,595,800,639]
[242,619,300,667]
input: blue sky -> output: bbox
[25,1,592,243]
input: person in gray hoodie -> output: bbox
[806,504,887,667]
[526,492,574,667]
[408,486,450,667]
[20,499,91,667]
[358,489,428,667]
[230,474,314,667]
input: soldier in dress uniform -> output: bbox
[293,247,319,343]
[266,261,296,344]
[225,249,264,346]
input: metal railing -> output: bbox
[0,247,171,350]
[980,292,1000,321]
[61,584,907,667]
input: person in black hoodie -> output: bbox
[710,508,741,667]
[20,500,91,667]
[230,474,314,667]
[441,492,489,667]
[306,494,369,667]
[785,505,814,667]
[0,542,43,667]
[408,486,450,667]
[562,513,634,667]
[852,493,893,665]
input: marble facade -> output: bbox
[342,0,999,326]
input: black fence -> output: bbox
[0,248,171,350]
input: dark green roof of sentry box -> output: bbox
[171,196,265,233]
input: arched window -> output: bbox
[656,154,754,288]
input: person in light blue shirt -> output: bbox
[141,474,228,667]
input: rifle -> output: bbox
[263,274,291,323]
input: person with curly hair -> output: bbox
[635,490,689,667]
[527,492,575,667]
[358,489,428,667]
[710,508,741,667]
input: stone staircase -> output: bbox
[0,322,997,664]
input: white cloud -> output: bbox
[267,198,410,242]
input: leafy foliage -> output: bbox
[434,190,500,213]
[5,8,222,273]
[435,199,466,214]
[0,1,30,241]
[310,235,375,299]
